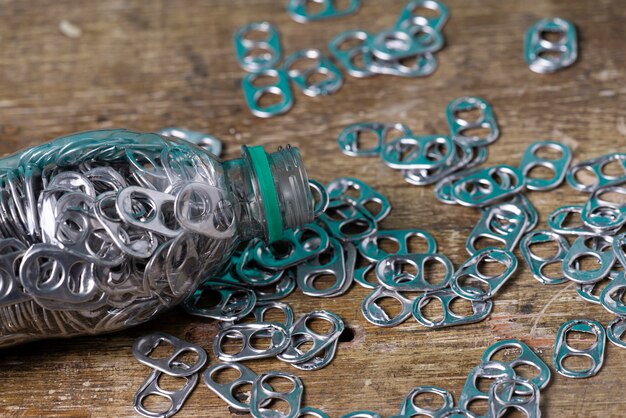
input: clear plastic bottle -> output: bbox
[0,129,314,347]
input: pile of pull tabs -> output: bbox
[0,128,228,348]
[143,103,626,418]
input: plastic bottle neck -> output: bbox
[224,145,314,243]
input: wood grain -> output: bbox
[0,0,625,416]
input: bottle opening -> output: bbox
[243,145,314,242]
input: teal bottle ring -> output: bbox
[246,145,284,242]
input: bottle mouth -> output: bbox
[243,145,314,242]
[268,145,314,229]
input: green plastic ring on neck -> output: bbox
[246,145,283,242]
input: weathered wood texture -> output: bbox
[0,0,625,416]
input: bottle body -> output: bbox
[0,129,313,347]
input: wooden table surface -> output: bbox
[0,0,625,416]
